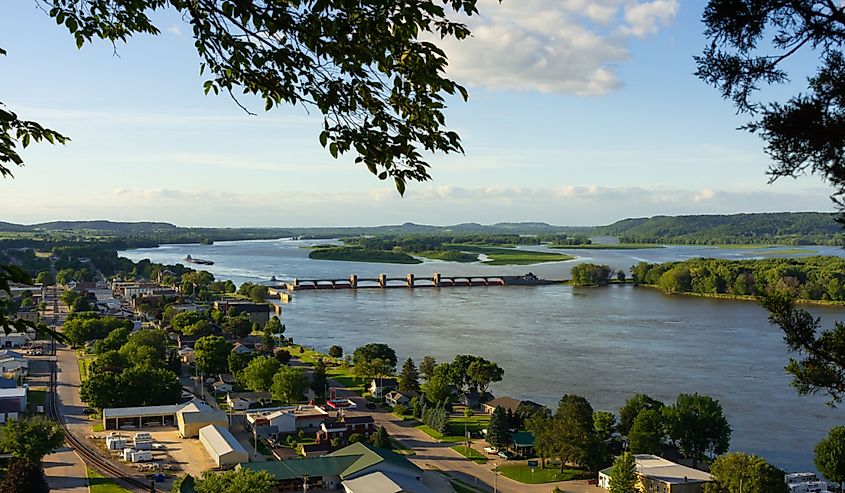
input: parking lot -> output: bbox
[96,428,216,479]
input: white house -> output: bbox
[0,387,27,422]
[385,390,417,407]
[369,378,398,399]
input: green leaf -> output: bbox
[319,131,328,147]
[329,143,338,159]
[394,177,406,196]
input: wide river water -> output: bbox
[120,239,845,472]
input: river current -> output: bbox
[120,239,845,472]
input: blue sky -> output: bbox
[0,1,834,227]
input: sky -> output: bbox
[0,1,835,227]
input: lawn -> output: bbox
[450,445,487,464]
[416,414,491,442]
[446,244,574,266]
[496,464,591,484]
[77,351,94,382]
[390,438,415,456]
[88,468,131,493]
[27,386,47,413]
[450,479,486,493]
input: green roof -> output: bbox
[510,431,535,447]
[326,441,421,478]
[240,442,421,480]
[600,466,613,476]
[239,456,358,480]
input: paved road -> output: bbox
[331,381,602,493]
[41,287,90,493]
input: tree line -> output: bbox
[631,257,845,301]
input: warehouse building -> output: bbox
[199,424,249,468]
[102,400,227,438]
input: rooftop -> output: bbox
[199,424,248,457]
[634,454,713,484]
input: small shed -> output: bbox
[199,424,249,468]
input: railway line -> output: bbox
[47,341,159,493]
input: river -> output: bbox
[119,239,845,473]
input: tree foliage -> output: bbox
[352,343,397,369]
[0,417,64,463]
[194,468,275,493]
[705,452,787,493]
[194,335,230,375]
[763,293,845,405]
[696,1,845,213]
[0,459,50,493]
[609,452,638,493]
[571,263,612,286]
[815,426,845,489]
[663,393,731,464]
[398,357,420,394]
[272,366,308,404]
[240,355,280,392]
[628,409,664,455]
[618,393,664,436]
[486,405,510,449]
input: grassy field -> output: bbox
[496,464,590,484]
[417,414,491,442]
[88,468,132,493]
[309,247,422,264]
[415,251,480,262]
[287,344,369,394]
[446,244,574,265]
[27,386,47,414]
[451,445,488,463]
[77,351,94,382]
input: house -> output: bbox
[178,346,195,364]
[213,300,271,325]
[226,391,272,411]
[239,442,426,492]
[316,415,376,444]
[598,454,713,493]
[301,442,332,457]
[212,380,233,394]
[385,390,417,407]
[458,391,485,408]
[0,331,32,348]
[509,431,535,457]
[246,406,330,438]
[369,378,398,399]
[481,396,542,415]
[231,342,253,355]
[199,424,250,468]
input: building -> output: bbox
[178,346,195,364]
[246,406,330,438]
[385,390,417,407]
[598,454,713,493]
[0,331,32,349]
[480,396,541,414]
[213,300,271,325]
[509,431,535,457]
[369,378,398,399]
[239,442,425,492]
[199,424,250,468]
[226,391,272,411]
[317,415,376,444]
[102,400,227,438]
[343,470,434,493]
[0,387,27,421]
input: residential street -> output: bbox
[335,385,603,493]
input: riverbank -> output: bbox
[635,284,845,307]
[307,244,574,266]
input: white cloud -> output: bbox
[166,25,183,36]
[438,0,679,95]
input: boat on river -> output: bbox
[184,255,214,265]
[501,273,557,285]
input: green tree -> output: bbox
[352,343,397,369]
[221,314,252,338]
[194,335,230,375]
[628,409,664,454]
[310,359,328,398]
[608,452,638,493]
[705,452,787,493]
[663,393,731,465]
[619,394,664,436]
[92,327,131,354]
[353,357,393,383]
[487,405,511,450]
[328,345,343,358]
[422,364,451,403]
[419,355,437,381]
[80,370,122,408]
[763,293,845,404]
[571,263,612,286]
[0,417,64,463]
[398,357,420,393]
[816,426,845,490]
[466,359,504,395]
[228,350,254,376]
[34,271,54,286]
[240,355,281,392]
[593,411,617,443]
[556,395,594,433]
[119,328,170,362]
[119,366,182,406]
[371,426,391,448]
[526,409,554,468]
[194,468,274,493]
[170,311,207,333]
[696,0,845,212]
[0,459,49,493]
[272,366,309,404]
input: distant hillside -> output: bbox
[33,220,178,233]
[596,212,843,245]
[288,222,572,238]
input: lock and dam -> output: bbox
[272,273,561,291]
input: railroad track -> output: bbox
[47,343,159,493]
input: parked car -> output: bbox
[483,447,498,454]
[497,451,513,460]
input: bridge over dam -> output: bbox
[272,273,562,291]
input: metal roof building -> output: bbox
[198,424,249,468]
